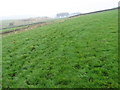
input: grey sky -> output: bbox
[0,0,119,20]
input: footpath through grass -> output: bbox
[2,9,118,88]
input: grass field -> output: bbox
[2,9,118,88]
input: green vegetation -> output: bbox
[2,10,118,88]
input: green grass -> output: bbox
[2,9,118,88]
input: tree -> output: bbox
[56,12,69,18]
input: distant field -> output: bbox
[1,18,66,35]
[1,17,53,29]
[2,9,118,88]
[0,26,29,33]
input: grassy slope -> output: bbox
[3,10,118,88]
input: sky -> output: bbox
[0,0,119,20]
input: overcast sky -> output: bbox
[0,0,119,20]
